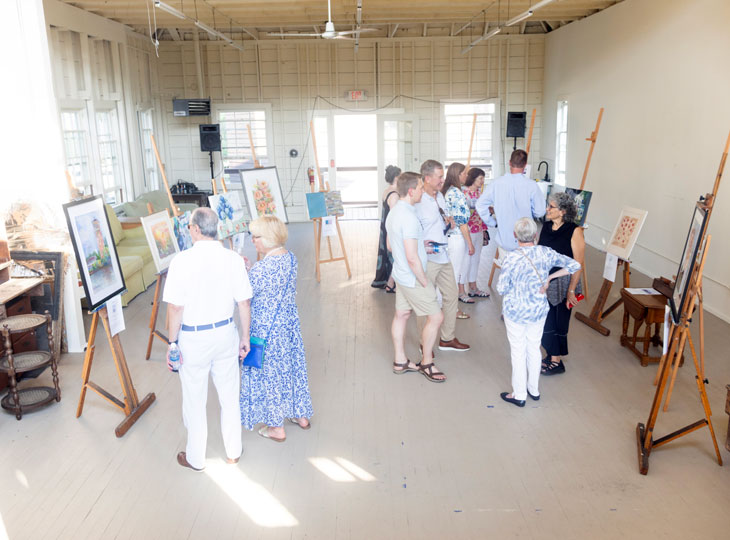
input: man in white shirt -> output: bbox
[386,172,446,382]
[414,160,470,353]
[163,207,252,471]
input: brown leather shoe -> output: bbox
[438,338,471,352]
[177,451,204,471]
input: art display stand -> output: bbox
[525,108,537,155]
[145,270,168,360]
[76,305,156,437]
[309,121,351,282]
[635,129,728,474]
[575,258,630,336]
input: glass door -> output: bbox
[377,114,420,198]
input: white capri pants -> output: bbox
[504,315,547,401]
[447,233,467,286]
[179,323,242,469]
[461,231,484,284]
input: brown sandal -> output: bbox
[418,362,446,383]
[393,360,419,374]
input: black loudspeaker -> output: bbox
[199,124,221,152]
[506,112,527,138]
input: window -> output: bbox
[555,100,568,186]
[95,108,124,204]
[218,110,268,170]
[60,109,93,195]
[138,110,158,190]
[442,102,497,179]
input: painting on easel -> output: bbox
[669,203,708,323]
[606,206,648,261]
[209,191,248,240]
[141,211,179,273]
[240,166,289,223]
[325,190,345,217]
[305,192,327,219]
[565,188,593,227]
[172,211,193,251]
[63,195,126,311]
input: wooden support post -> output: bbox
[525,108,537,155]
[575,258,629,336]
[247,124,261,168]
[466,113,477,170]
[145,272,168,361]
[579,108,604,190]
[150,134,179,218]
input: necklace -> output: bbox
[264,247,285,258]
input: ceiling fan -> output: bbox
[267,0,377,40]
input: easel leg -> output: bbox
[145,275,163,360]
[76,311,99,418]
[663,328,689,411]
[100,309,138,414]
[488,248,500,288]
[335,217,352,279]
[314,219,322,282]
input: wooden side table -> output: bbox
[620,290,667,366]
[0,312,60,420]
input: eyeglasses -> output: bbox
[548,203,558,209]
[251,235,261,240]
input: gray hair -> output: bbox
[548,191,578,223]
[420,159,443,177]
[514,217,538,243]
[191,207,218,238]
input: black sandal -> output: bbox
[384,284,396,293]
[418,362,446,383]
[542,360,565,376]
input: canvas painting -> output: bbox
[63,195,125,311]
[564,187,593,227]
[606,206,648,261]
[209,191,248,240]
[325,190,344,217]
[240,167,289,223]
[141,211,179,273]
[172,211,193,251]
[670,203,708,323]
[305,192,327,219]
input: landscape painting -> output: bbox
[141,211,179,273]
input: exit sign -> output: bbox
[345,90,368,102]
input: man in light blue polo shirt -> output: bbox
[386,172,446,383]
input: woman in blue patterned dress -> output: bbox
[496,218,580,407]
[241,216,313,442]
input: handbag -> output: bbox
[483,229,490,246]
[242,252,295,368]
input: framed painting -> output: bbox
[172,211,193,251]
[305,192,327,219]
[141,211,180,273]
[564,187,593,227]
[209,191,248,240]
[325,190,345,217]
[606,206,648,261]
[669,203,708,323]
[240,167,289,223]
[63,195,125,311]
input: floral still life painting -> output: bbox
[240,167,288,223]
[606,206,648,261]
[209,191,248,240]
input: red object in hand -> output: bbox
[568,293,585,309]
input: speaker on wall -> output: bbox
[199,124,221,152]
[506,112,527,138]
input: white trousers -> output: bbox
[178,323,242,469]
[447,234,466,287]
[462,231,484,284]
[504,316,546,401]
[482,225,500,269]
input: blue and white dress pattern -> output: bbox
[240,252,313,429]
[444,186,471,227]
[496,245,580,324]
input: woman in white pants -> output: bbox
[461,168,490,298]
[496,218,580,407]
[442,162,475,319]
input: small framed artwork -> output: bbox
[209,191,248,239]
[240,167,289,223]
[63,195,126,311]
[141,211,180,273]
[172,211,193,251]
[564,187,593,227]
[606,206,648,261]
[669,203,708,323]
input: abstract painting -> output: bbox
[325,190,344,217]
[63,195,125,311]
[669,203,708,323]
[141,211,179,273]
[564,187,593,227]
[305,192,327,219]
[606,206,648,261]
[172,211,193,251]
[240,167,289,223]
[209,191,248,240]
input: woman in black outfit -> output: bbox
[538,192,585,375]
[371,165,402,291]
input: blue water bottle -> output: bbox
[169,342,181,373]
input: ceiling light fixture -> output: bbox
[530,0,558,10]
[461,26,501,55]
[195,20,228,41]
[154,1,186,20]
[505,10,533,27]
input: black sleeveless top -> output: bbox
[539,220,577,273]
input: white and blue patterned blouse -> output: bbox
[496,245,581,324]
[444,186,471,228]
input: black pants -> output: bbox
[541,301,572,357]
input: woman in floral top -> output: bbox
[442,162,475,317]
[462,167,490,298]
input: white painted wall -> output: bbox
[541,0,730,322]
[157,35,546,221]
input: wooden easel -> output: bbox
[247,124,261,168]
[466,113,477,170]
[76,305,156,437]
[525,108,537,155]
[309,121,351,282]
[635,129,728,474]
[575,257,630,336]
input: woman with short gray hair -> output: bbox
[496,218,581,407]
[538,191,586,376]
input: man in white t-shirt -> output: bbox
[163,207,252,471]
[385,172,446,383]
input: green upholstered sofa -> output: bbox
[105,204,156,306]
[118,189,197,218]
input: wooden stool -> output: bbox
[488,248,501,288]
[620,290,668,366]
[0,312,60,420]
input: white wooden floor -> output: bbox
[1,221,729,540]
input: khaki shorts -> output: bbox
[395,281,440,316]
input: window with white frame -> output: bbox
[138,109,158,190]
[555,100,568,186]
[60,109,93,195]
[442,102,497,178]
[218,109,269,170]
[95,108,124,204]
